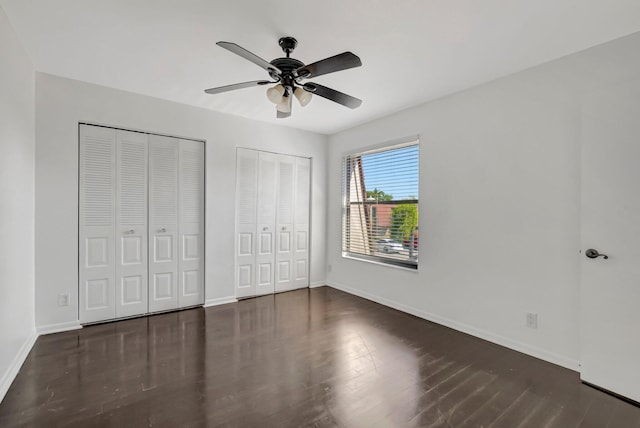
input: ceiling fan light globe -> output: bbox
[266,84,285,104]
[294,87,312,107]
[276,99,291,113]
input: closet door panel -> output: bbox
[255,151,277,295]
[293,157,311,288]
[79,125,117,323]
[148,135,179,312]
[275,154,294,292]
[178,139,205,307]
[115,130,149,318]
[235,148,258,298]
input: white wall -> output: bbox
[326,32,640,370]
[35,73,328,330]
[0,6,37,401]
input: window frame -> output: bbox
[341,136,420,270]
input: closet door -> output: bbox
[148,135,179,312]
[115,130,149,318]
[235,148,258,298]
[275,154,295,292]
[79,125,117,323]
[255,151,277,296]
[293,157,311,288]
[177,139,205,308]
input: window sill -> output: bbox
[342,253,419,272]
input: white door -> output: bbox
[235,148,258,298]
[115,130,149,318]
[79,125,117,323]
[148,135,179,312]
[580,79,640,403]
[275,154,295,292]
[293,157,310,289]
[177,139,205,308]
[256,151,277,296]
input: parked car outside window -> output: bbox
[375,239,403,253]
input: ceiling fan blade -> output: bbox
[303,83,362,109]
[296,52,362,79]
[204,80,271,95]
[276,94,292,118]
[217,41,282,75]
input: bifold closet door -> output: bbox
[115,130,149,318]
[79,126,149,322]
[234,149,278,297]
[234,148,310,298]
[293,157,310,288]
[148,135,179,312]
[235,148,258,298]
[81,125,204,323]
[177,139,205,308]
[255,151,277,296]
[275,155,295,292]
[79,125,117,323]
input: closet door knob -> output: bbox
[125,229,135,234]
[263,227,268,231]
[282,226,287,231]
[158,228,166,233]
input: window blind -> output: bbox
[342,141,419,269]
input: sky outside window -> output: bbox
[360,145,419,200]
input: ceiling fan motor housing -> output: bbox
[270,57,304,90]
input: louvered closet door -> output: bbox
[235,148,258,298]
[293,157,310,288]
[115,130,149,318]
[79,125,117,323]
[148,135,179,312]
[255,151,277,296]
[178,139,205,308]
[275,154,295,293]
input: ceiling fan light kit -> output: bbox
[294,87,312,107]
[204,36,362,118]
[266,84,285,104]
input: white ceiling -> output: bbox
[3,0,640,135]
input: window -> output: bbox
[342,138,419,269]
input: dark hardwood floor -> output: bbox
[1,286,639,427]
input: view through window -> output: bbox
[342,140,419,269]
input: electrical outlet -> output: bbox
[526,312,538,329]
[58,293,70,307]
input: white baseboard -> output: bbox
[326,281,580,371]
[204,296,238,308]
[0,331,37,403]
[309,281,326,288]
[37,321,82,335]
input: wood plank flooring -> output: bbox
[1,286,639,427]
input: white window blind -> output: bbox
[342,140,419,269]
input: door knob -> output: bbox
[586,249,608,260]
[158,228,166,233]
[125,229,135,234]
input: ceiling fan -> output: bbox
[204,36,362,118]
